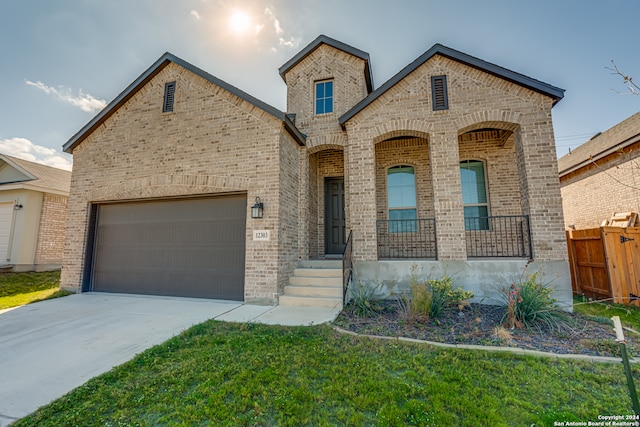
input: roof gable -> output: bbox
[64,52,304,153]
[0,154,71,195]
[339,43,565,125]
[279,35,374,93]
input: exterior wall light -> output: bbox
[251,197,264,219]
[14,204,23,210]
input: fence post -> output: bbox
[613,316,640,415]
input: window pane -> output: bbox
[316,99,324,115]
[325,81,333,96]
[464,206,489,230]
[388,166,416,208]
[460,161,487,204]
[389,209,417,233]
[325,99,333,113]
[316,82,325,98]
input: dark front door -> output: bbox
[325,177,346,255]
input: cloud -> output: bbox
[279,37,301,48]
[190,10,201,20]
[263,6,300,50]
[0,138,73,171]
[264,7,283,35]
[25,80,106,113]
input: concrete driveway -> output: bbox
[0,292,340,425]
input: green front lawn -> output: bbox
[574,294,640,332]
[0,271,66,309]
[17,321,637,427]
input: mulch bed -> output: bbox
[332,301,640,358]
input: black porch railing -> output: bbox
[465,215,532,258]
[376,218,437,259]
[342,230,353,306]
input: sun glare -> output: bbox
[229,10,251,34]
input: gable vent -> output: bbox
[163,81,176,112]
[431,75,448,111]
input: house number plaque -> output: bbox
[253,230,270,241]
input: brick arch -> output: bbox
[370,120,432,145]
[455,111,522,135]
[306,134,347,154]
[307,143,345,155]
[89,174,250,201]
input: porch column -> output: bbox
[516,114,567,261]
[298,150,310,260]
[346,135,377,261]
[429,130,467,260]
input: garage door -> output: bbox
[0,202,13,262]
[91,195,246,300]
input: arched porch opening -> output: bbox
[457,121,531,258]
[307,146,345,259]
[373,131,435,259]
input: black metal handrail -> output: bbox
[342,230,353,306]
[376,218,437,259]
[465,215,532,258]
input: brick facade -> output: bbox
[62,63,302,303]
[35,193,68,266]
[561,146,640,228]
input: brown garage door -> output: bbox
[90,195,246,300]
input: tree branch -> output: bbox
[606,60,640,95]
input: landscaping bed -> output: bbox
[333,300,640,358]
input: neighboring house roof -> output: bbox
[0,154,71,196]
[63,52,305,154]
[339,43,565,125]
[278,34,374,94]
[558,111,640,177]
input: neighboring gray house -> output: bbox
[0,154,70,271]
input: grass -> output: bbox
[574,294,640,332]
[0,270,67,309]
[15,320,638,427]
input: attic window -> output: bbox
[163,81,176,112]
[315,80,334,115]
[431,75,448,111]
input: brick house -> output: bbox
[0,154,70,271]
[61,35,572,307]
[559,112,640,229]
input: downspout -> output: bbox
[6,200,21,263]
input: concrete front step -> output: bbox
[279,260,344,308]
[279,294,342,308]
[284,284,342,298]
[297,260,342,269]
[293,267,342,278]
[289,275,342,287]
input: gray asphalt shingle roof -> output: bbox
[0,154,71,194]
[558,111,640,176]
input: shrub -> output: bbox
[347,279,383,318]
[397,269,473,321]
[499,272,568,332]
[428,276,474,319]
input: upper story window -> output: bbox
[315,80,334,115]
[460,160,489,230]
[431,75,448,111]
[388,165,417,232]
[163,81,176,113]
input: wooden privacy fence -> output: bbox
[567,227,640,305]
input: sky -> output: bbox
[1,0,639,171]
